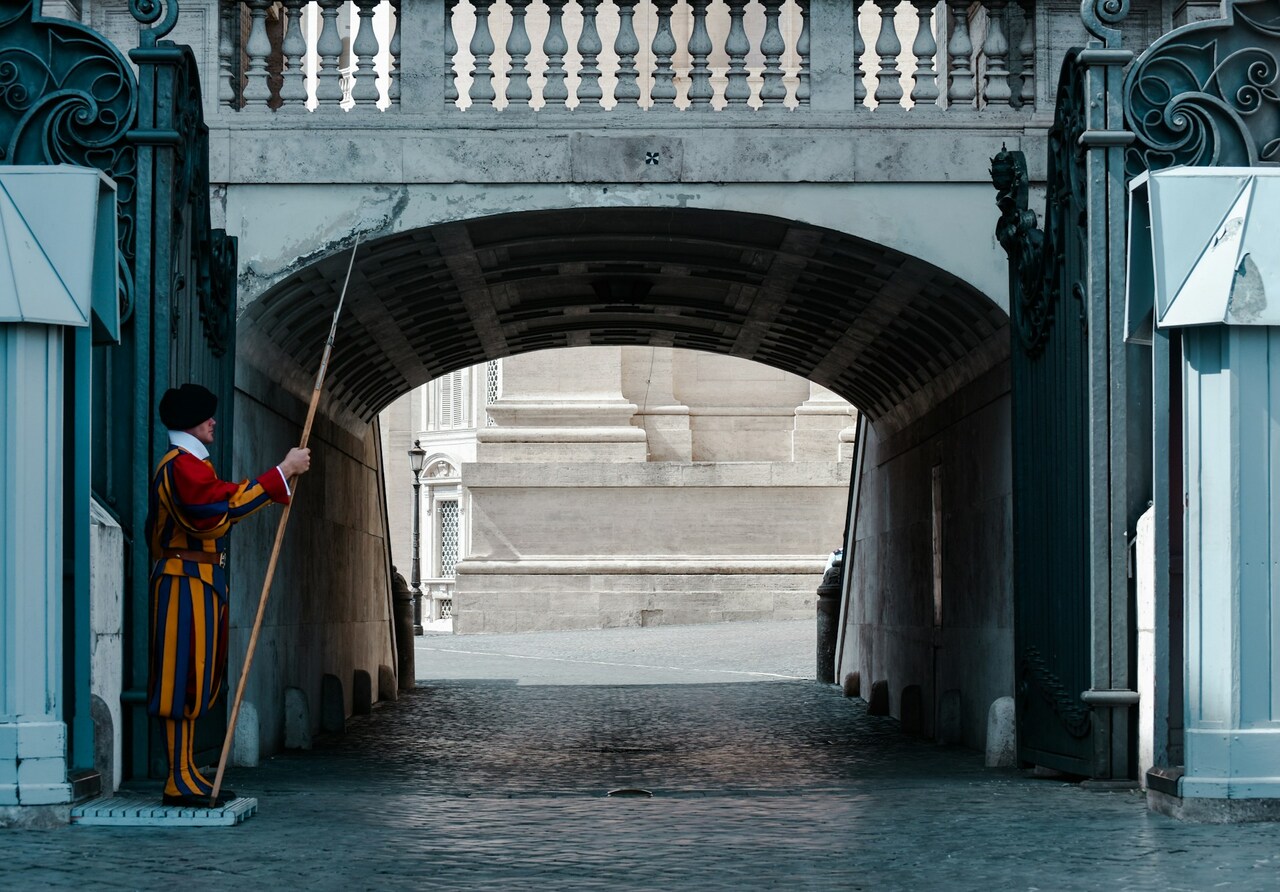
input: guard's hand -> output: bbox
[280,447,311,478]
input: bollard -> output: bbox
[815,551,842,684]
[391,568,416,691]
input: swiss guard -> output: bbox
[145,383,311,807]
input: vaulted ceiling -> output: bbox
[239,207,1008,432]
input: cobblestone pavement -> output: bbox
[5,621,1280,891]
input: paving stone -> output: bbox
[2,622,1279,890]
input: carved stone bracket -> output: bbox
[991,148,1051,355]
[1124,0,1280,174]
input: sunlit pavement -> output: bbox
[5,621,1280,890]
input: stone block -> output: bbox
[938,689,963,745]
[842,672,860,698]
[17,756,66,787]
[0,757,16,785]
[17,784,72,806]
[0,786,17,806]
[986,696,1017,768]
[0,725,16,759]
[232,702,260,768]
[321,674,345,734]
[378,665,397,702]
[284,687,312,750]
[91,695,115,796]
[900,685,924,735]
[17,722,65,760]
[352,670,373,716]
[868,680,890,716]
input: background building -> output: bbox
[380,346,856,632]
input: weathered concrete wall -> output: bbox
[841,360,1013,752]
[228,359,396,760]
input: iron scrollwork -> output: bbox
[1081,0,1131,45]
[0,0,139,327]
[1124,0,1280,175]
[1018,647,1094,740]
[129,0,181,40]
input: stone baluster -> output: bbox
[1017,0,1035,108]
[445,0,460,105]
[543,0,571,108]
[279,0,308,108]
[909,0,939,109]
[651,0,679,107]
[853,0,866,103]
[760,0,787,106]
[614,0,642,106]
[946,0,976,107]
[724,0,751,107]
[388,0,402,106]
[687,0,714,108]
[982,0,1012,105]
[872,0,901,106]
[469,0,497,107]
[243,0,272,107]
[577,0,605,108]
[352,0,381,106]
[507,0,534,107]
[796,0,811,106]
[218,0,238,109]
[316,0,345,109]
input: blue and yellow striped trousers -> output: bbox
[146,447,286,799]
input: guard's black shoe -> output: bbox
[162,791,234,808]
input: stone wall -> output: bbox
[456,461,850,632]
[841,361,1013,751]
[89,500,124,796]
[229,361,396,761]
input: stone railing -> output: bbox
[220,0,1037,115]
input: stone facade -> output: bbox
[380,346,855,633]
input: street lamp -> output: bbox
[407,439,427,635]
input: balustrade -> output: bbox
[217,0,1038,115]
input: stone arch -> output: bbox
[228,204,1014,758]
[238,206,1008,435]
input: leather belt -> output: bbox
[160,549,226,567]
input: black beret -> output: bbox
[159,383,218,430]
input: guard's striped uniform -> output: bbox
[145,447,289,799]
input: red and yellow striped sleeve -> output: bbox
[161,453,289,539]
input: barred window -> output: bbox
[439,500,460,578]
[485,360,501,427]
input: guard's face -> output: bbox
[192,417,216,445]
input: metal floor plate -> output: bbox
[70,796,258,827]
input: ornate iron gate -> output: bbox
[994,0,1142,775]
[993,56,1094,773]
[1,0,238,780]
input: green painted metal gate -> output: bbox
[2,0,237,781]
[994,19,1141,776]
[993,56,1094,774]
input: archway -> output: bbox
[224,205,1014,760]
